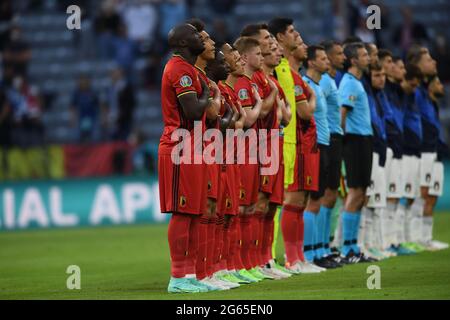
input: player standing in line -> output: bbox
[257,36,292,279]
[339,42,374,263]
[426,75,449,250]
[216,44,260,284]
[376,50,415,256]
[285,36,324,273]
[159,24,212,293]
[398,62,426,252]
[233,36,267,282]
[239,24,281,277]
[319,40,346,262]
[410,49,449,251]
[185,19,240,291]
[362,61,390,260]
[205,45,250,289]
[268,17,323,274]
[303,45,343,269]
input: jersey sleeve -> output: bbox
[235,79,254,108]
[172,64,199,98]
[299,79,310,101]
[339,80,356,109]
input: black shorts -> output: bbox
[310,144,330,200]
[326,133,343,190]
[343,134,373,189]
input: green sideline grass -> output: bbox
[1,213,450,300]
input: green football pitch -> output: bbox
[1,213,450,300]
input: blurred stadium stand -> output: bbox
[0,0,449,181]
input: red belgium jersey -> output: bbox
[291,69,317,154]
[159,55,206,155]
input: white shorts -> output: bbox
[420,152,437,187]
[401,155,421,199]
[428,161,444,197]
[385,148,402,198]
[367,153,387,208]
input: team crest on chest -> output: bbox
[349,95,356,102]
[294,85,303,97]
[179,75,193,87]
[238,89,249,100]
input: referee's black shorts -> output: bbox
[343,134,373,189]
[310,143,330,200]
[326,133,343,190]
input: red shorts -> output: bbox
[268,163,284,205]
[260,135,284,204]
[238,163,259,206]
[217,164,240,215]
[207,164,220,200]
[158,153,207,215]
[286,144,320,192]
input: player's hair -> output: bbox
[305,45,325,66]
[234,37,260,54]
[408,49,428,66]
[186,18,205,33]
[406,44,428,64]
[378,49,393,62]
[343,36,363,47]
[321,40,341,54]
[404,63,423,81]
[344,42,365,66]
[393,56,403,64]
[369,61,383,72]
[268,17,293,39]
[240,23,269,37]
[364,43,376,55]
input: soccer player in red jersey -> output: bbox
[240,24,282,277]
[258,36,293,278]
[233,36,268,281]
[285,33,326,273]
[206,44,251,286]
[159,24,213,293]
[185,18,231,290]
[217,45,260,283]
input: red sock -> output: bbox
[249,213,260,268]
[253,211,264,267]
[296,208,305,262]
[226,216,237,270]
[168,213,192,278]
[185,214,200,275]
[221,215,231,271]
[281,204,301,266]
[239,215,253,270]
[194,216,209,280]
[213,215,224,273]
[206,217,216,277]
[262,209,276,264]
[233,217,246,270]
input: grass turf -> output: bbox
[1,213,450,300]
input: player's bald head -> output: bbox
[168,24,197,49]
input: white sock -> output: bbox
[411,198,425,243]
[422,216,433,244]
[386,202,397,247]
[372,208,383,250]
[363,207,374,248]
[359,207,369,248]
[395,203,406,244]
[379,207,391,250]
